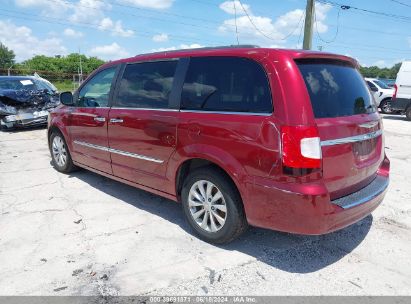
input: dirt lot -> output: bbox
[0,114,410,296]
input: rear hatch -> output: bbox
[297,59,384,199]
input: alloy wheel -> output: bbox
[188,180,227,232]
[52,135,67,167]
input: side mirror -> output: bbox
[60,91,74,106]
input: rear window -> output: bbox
[297,61,376,118]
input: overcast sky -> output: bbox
[0,0,410,67]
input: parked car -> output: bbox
[0,75,60,129]
[379,78,395,88]
[391,61,411,120]
[48,46,390,243]
[365,77,395,114]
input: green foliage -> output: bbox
[0,43,15,69]
[54,81,76,92]
[359,63,402,79]
[16,53,105,75]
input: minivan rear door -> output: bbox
[297,60,384,199]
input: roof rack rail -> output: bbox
[136,45,260,57]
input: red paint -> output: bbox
[49,47,390,235]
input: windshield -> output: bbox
[374,79,390,89]
[0,79,38,90]
[297,62,377,118]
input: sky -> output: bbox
[0,0,410,67]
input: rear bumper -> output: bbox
[244,156,390,235]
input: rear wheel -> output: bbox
[181,167,248,244]
[406,107,411,121]
[49,131,77,173]
[380,99,393,114]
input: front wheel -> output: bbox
[380,99,393,114]
[49,131,77,173]
[181,167,248,244]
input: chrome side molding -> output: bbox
[73,140,164,163]
[321,129,383,147]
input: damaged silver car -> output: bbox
[0,76,60,129]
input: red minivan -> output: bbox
[48,46,390,243]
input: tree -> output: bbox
[20,53,105,74]
[0,43,15,70]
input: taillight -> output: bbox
[392,84,398,101]
[281,125,322,169]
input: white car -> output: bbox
[365,78,395,114]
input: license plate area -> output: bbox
[353,137,377,161]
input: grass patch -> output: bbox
[54,81,79,92]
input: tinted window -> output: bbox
[366,81,377,90]
[115,60,177,109]
[181,57,272,113]
[78,67,116,108]
[297,62,376,118]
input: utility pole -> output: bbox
[303,0,315,50]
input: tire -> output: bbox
[49,131,77,173]
[406,107,411,121]
[380,99,393,114]
[181,167,248,244]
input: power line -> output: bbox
[317,0,411,20]
[2,7,410,56]
[41,0,290,39]
[389,0,411,8]
[314,6,341,44]
[237,0,305,41]
[0,9,225,46]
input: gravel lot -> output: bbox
[0,114,410,296]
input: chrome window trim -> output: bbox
[111,107,179,112]
[73,140,164,163]
[179,109,272,116]
[321,129,383,147]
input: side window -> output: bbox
[367,81,377,91]
[115,60,178,109]
[181,57,272,113]
[78,67,116,108]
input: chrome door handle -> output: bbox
[110,118,123,123]
[94,117,106,122]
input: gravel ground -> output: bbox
[0,114,410,296]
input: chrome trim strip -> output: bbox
[108,148,164,163]
[359,121,378,128]
[73,140,109,152]
[179,109,272,116]
[321,130,383,147]
[111,107,179,112]
[73,140,164,163]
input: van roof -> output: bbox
[102,45,358,69]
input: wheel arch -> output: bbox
[47,123,71,152]
[379,97,392,107]
[170,146,249,206]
